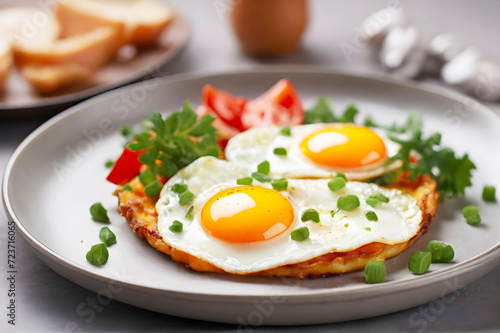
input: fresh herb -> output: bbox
[126,102,220,197]
[105,160,115,168]
[462,205,481,225]
[171,183,187,194]
[328,175,346,192]
[251,172,272,183]
[408,251,432,275]
[86,244,109,266]
[280,127,291,136]
[257,161,270,175]
[482,185,496,202]
[337,195,360,211]
[273,147,287,156]
[366,194,389,208]
[185,206,194,220]
[120,125,134,138]
[426,240,454,263]
[237,177,253,185]
[145,180,162,197]
[303,97,358,124]
[290,227,310,242]
[365,211,378,222]
[121,185,133,192]
[363,227,372,232]
[99,227,117,247]
[301,208,320,223]
[90,203,109,223]
[169,220,183,233]
[364,261,386,283]
[330,208,340,218]
[179,191,194,206]
[271,178,288,191]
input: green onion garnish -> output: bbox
[105,160,114,168]
[120,125,134,137]
[251,172,272,183]
[237,177,253,185]
[280,127,291,136]
[426,240,454,263]
[257,161,270,175]
[337,195,360,211]
[273,147,287,156]
[290,227,310,242]
[185,206,194,220]
[330,208,340,218]
[408,251,432,274]
[366,193,389,208]
[365,211,378,222]
[86,244,109,266]
[328,176,346,192]
[364,261,386,283]
[90,203,110,223]
[171,183,187,194]
[145,180,162,197]
[364,227,372,231]
[169,220,183,233]
[271,178,288,191]
[462,205,481,225]
[121,185,133,192]
[301,208,320,223]
[482,185,496,202]
[179,191,194,206]
[99,227,117,247]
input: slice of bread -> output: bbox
[0,34,12,92]
[14,26,121,70]
[55,0,173,47]
[20,64,94,94]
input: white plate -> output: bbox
[3,67,500,326]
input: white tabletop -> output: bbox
[2,0,500,332]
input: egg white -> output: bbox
[156,156,422,274]
[225,124,402,181]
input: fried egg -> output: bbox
[156,156,421,274]
[225,123,402,180]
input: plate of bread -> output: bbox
[0,0,189,117]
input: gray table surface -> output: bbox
[1,0,500,332]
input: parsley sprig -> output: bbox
[303,98,476,201]
[127,101,220,196]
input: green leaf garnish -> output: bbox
[257,161,270,175]
[301,208,320,223]
[271,178,288,191]
[105,160,114,168]
[99,227,117,247]
[280,127,291,136]
[169,220,183,233]
[86,244,109,266]
[251,172,272,183]
[90,203,109,223]
[337,195,360,211]
[237,177,253,185]
[185,206,194,220]
[121,185,133,192]
[290,227,310,242]
[179,191,194,206]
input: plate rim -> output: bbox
[3,65,500,303]
[0,13,191,112]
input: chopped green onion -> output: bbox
[364,261,386,283]
[337,195,360,211]
[120,125,134,137]
[86,244,109,266]
[290,227,310,242]
[330,208,340,218]
[462,205,481,225]
[251,172,272,183]
[271,178,288,191]
[237,177,253,185]
[121,185,133,192]
[145,180,162,197]
[344,223,349,228]
[171,183,187,194]
[482,185,496,202]
[139,169,155,186]
[179,191,194,206]
[169,220,183,233]
[273,147,287,156]
[99,227,117,247]
[426,240,454,263]
[365,211,378,222]
[301,208,320,223]
[280,127,291,136]
[408,251,432,274]
[90,203,110,223]
[185,206,194,220]
[105,160,114,168]
[257,161,270,175]
[364,227,372,231]
[328,176,346,192]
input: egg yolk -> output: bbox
[300,124,387,169]
[201,186,294,243]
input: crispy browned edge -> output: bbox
[116,172,439,278]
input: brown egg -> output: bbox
[230,0,307,57]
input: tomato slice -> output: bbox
[201,84,248,132]
[106,147,146,185]
[241,79,304,128]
